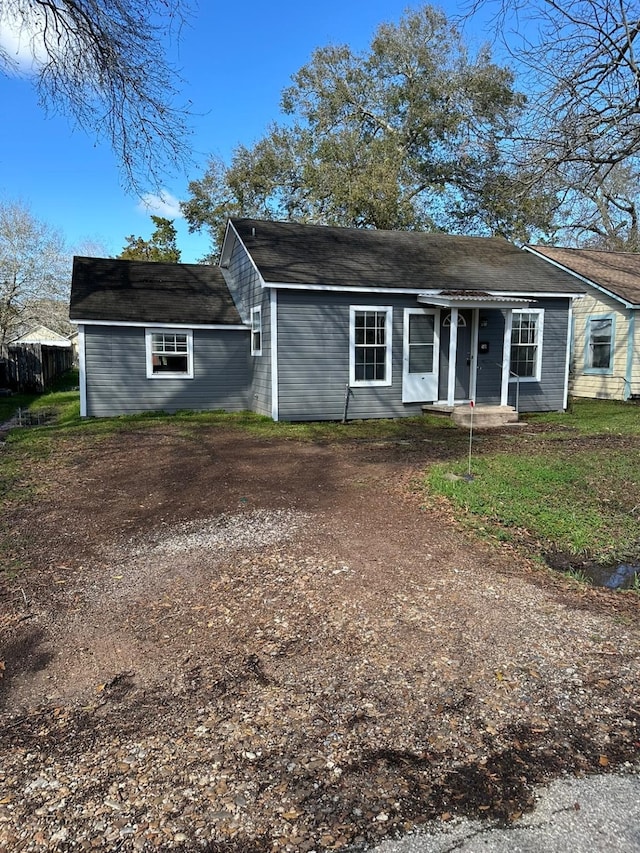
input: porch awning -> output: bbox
[418,290,534,309]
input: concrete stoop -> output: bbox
[422,404,519,428]
[452,404,518,428]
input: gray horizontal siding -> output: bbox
[250,294,271,417]
[225,238,271,416]
[276,291,424,421]
[84,326,250,417]
[275,293,571,420]
[476,299,570,412]
[514,299,570,412]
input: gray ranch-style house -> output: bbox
[70,218,585,421]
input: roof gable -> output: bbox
[70,257,243,325]
[527,246,640,305]
[11,325,71,344]
[230,218,584,295]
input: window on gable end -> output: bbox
[251,306,262,356]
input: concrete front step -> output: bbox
[422,404,519,428]
[453,405,518,428]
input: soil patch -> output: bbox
[1,424,639,851]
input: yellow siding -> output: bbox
[570,291,630,400]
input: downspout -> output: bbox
[78,324,87,417]
[625,309,635,400]
[270,290,279,421]
[563,299,574,410]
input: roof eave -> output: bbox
[70,319,249,330]
[524,246,633,308]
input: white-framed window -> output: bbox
[349,306,393,386]
[586,315,614,372]
[145,328,194,379]
[251,306,262,356]
[510,309,544,381]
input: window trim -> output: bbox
[509,308,544,383]
[251,306,262,356]
[584,313,615,375]
[349,305,393,387]
[145,328,194,379]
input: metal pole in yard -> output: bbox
[342,383,350,424]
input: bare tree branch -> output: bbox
[0,0,193,194]
[469,0,640,247]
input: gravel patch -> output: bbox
[84,508,316,605]
[128,508,314,556]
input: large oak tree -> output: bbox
[182,6,553,256]
[118,216,181,262]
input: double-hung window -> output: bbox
[586,316,613,371]
[251,306,262,356]
[350,306,392,386]
[510,309,543,381]
[145,329,193,379]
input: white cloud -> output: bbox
[137,190,184,220]
[0,9,49,75]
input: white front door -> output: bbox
[402,308,440,402]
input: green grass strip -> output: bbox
[428,450,640,562]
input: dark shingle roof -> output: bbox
[230,219,585,294]
[527,245,640,305]
[70,257,243,325]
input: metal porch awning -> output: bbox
[417,290,534,309]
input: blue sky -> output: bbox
[0,1,495,264]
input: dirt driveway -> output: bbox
[1,425,639,851]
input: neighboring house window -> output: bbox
[510,309,543,381]
[586,316,613,371]
[145,329,193,379]
[251,306,262,356]
[350,306,393,386]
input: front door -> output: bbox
[402,308,440,402]
[454,310,473,399]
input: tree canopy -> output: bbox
[0,0,192,193]
[118,216,181,262]
[182,6,553,255]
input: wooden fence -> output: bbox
[4,343,73,393]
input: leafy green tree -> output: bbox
[118,216,181,263]
[182,5,553,254]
